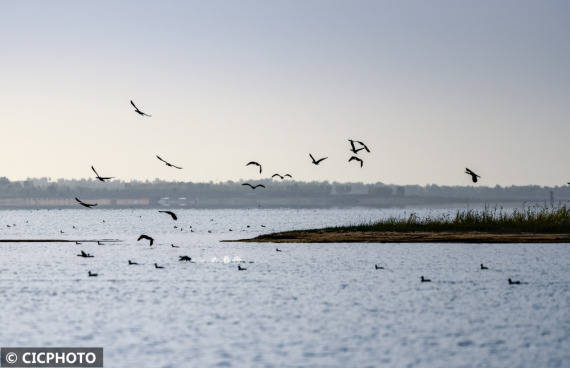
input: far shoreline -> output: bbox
[224,231,570,243]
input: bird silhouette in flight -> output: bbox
[348,156,363,168]
[130,100,151,117]
[309,154,328,165]
[156,155,182,169]
[75,197,97,208]
[77,250,93,258]
[158,210,177,220]
[137,234,154,246]
[242,183,266,190]
[348,140,367,154]
[179,256,192,262]
[246,161,262,174]
[154,263,164,269]
[91,166,113,182]
[88,271,98,277]
[271,174,284,180]
[465,168,481,183]
[128,260,139,265]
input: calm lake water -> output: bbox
[0,208,568,367]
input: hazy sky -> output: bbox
[1,1,569,186]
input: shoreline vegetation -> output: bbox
[230,206,570,243]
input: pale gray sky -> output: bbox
[1,1,569,186]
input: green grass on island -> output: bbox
[317,206,570,234]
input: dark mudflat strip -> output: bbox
[0,239,122,243]
[225,231,570,243]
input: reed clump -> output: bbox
[323,206,570,234]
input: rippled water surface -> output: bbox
[0,208,568,367]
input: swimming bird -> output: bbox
[238,264,247,271]
[137,234,154,246]
[75,241,82,245]
[375,264,384,270]
[91,166,113,182]
[309,153,328,165]
[420,276,431,282]
[271,174,284,180]
[75,197,97,208]
[480,264,489,270]
[154,263,164,269]
[465,168,481,183]
[77,250,93,258]
[179,256,192,262]
[171,243,179,248]
[276,248,282,252]
[88,271,98,277]
[156,155,182,169]
[508,278,521,285]
[97,241,104,245]
[348,156,363,167]
[242,183,265,190]
[158,210,177,220]
[128,260,139,265]
[130,100,151,117]
[246,161,262,174]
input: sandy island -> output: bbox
[225,231,570,243]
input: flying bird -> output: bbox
[91,166,113,182]
[348,156,363,168]
[77,250,93,258]
[75,197,97,208]
[271,174,284,180]
[156,155,182,169]
[158,210,177,220]
[348,140,366,154]
[465,168,481,183]
[130,100,151,117]
[246,161,262,174]
[137,234,154,246]
[242,183,266,190]
[309,154,328,165]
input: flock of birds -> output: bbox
[68,100,525,281]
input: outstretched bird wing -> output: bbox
[309,153,315,163]
[254,184,266,189]
[130,100,138,110]
[159,210,177,220]
[91,166,100,177]
[356,141,370,152]
[315,157,328,164]
[284,174,292,178]
[242,183,254,189]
